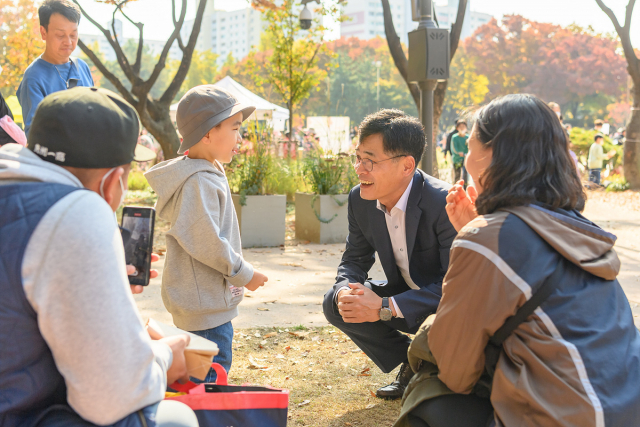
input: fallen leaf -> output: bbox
[366,404,376,409]
[358,373,372,377]
[264,332,277,338]
[369,390,376,398]
[303,249,312,253]
[285,346,291,351]
[289,331,310,339]
[248,356,269,370]
[244,294,253,298]
[258,308,270,311]
[298,400,311,407]
[361,367,371,374]
[280,262,305,268]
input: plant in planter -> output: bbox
[295,149,356,244]
[227,122,286,248]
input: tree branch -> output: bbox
[625,0,637,31]
[596,0,640,78]
[113,0,146,74]
[159,0,208,105]
[144,0,187,94]
[449,0,468,58]
[73,0,136,84]
[595,0,624,31]
[77,39,136,106]
[172,0,186,51]
[381,0,420,108]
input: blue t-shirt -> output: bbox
[17,56,94,135]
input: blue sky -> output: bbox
[75,0,640,48]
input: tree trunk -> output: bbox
[430,80,449,177]
[624,79,640,187]
[144,114,181,159]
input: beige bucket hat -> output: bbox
[176,85,256,154]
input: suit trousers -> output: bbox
[323,281,420,373]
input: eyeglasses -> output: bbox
[350,154,407,172]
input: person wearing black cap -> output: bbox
[0,87,198,426]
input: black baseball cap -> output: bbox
[28,87,156,168]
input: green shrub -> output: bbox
[302,149,353,195]
[227,122,276,204]
[128,170,150,191]
[268,157,309,198]
[604,174,630,192]
[569,127,623,169]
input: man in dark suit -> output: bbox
[323,109,457,399]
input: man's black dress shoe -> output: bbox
[376,361,414,400]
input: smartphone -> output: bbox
[120,206,155,286]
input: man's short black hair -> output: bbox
[39,0,81,29]
[358,109,425,168]
[594,119,604,127]
[594,134,604,142]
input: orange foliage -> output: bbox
[0,0,45,94]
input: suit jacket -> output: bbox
[334,170,457,329]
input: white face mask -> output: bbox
[99,167,127,208]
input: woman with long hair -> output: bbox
[403,94,640,427]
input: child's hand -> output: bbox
[245,270,268,292]
[445,180,479,232]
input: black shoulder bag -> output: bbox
[473,260,566,398]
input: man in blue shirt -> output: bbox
[17,0,94,135]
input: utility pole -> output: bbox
[408,0,450,175]
[375,61,382,111]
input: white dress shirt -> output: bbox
[376,179,416,318]
[336,179,415,319]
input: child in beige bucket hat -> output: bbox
[145,85,269,383]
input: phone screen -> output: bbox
[121,207,155,286]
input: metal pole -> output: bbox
[417,0,436,29]
[376,63,380,111]
[419,80,437,174]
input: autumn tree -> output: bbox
[0,0,45,96]
[302,36,418,125]
[465,17,626,126]
[73,0,207,159]
[595,0,640,188]
[439,46,488,131]
[382,0,468,176]
[250,0,343,130]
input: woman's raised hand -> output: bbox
[445,180,479,232]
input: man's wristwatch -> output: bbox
[379,297,393,321]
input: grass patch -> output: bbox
[292,324,309,331]
[230,326,401,427]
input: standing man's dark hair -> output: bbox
[38,0,81,29]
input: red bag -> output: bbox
[166,363,289,427]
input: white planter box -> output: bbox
[295,193,349,244]
[232,194,286,248]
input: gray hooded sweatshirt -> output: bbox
[0,144,171,425]
[145,156,253,331]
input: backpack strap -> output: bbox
[483,259,566,378]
